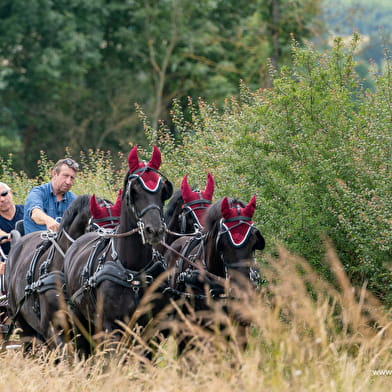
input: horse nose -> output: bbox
[144,223,165,245]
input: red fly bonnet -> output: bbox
[181,173,215,229]
[220,195,257,247]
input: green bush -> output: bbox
[150,35,391,305]
[0,149,124,204]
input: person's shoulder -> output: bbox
[27,182,51,195]
[25,182,51,205]
[29,182,52,195]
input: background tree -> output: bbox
[0,0,322,175]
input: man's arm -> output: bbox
[30,208,60,232]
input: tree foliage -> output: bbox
[0,0,322,175]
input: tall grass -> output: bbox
[1,245,390,391]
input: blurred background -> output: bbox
[1,0,390,176]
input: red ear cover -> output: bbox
[90,189,123,224]
[111,188,123,216]
[128,145,140,173]
[181,173,215,203]
[181,175,193,203]
[202,172,215,201]
[89,194,101,217]
[220,195,256,246]
[242,195,256,218]
[221,195,256,219]
[128,145,162,173]
[221,196,231,219]
[148,145,162,170]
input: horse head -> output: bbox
[121,145,173,246]
[204,195,265,288]
[89,189,122,229]
[179,173,215,232]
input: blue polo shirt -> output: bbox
[23,182,77,234]
[0,204,24,255]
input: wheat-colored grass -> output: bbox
[1,244,391,391]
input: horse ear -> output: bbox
[90,194,101,216]
[243,195,256,218]
[111,189,123,216]
[148,145,161,170]
[128,145,140,173]
[255,230,266,250]
[181,175,193,202]
[202,172,215,201]
[221,196,231,219]
[162,180,173,202]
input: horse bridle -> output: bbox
[89,199,120,230]
[216,216,261,286]
[179,191,212,233]
[125,166,168,243]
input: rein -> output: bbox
[159,240,226,284]
[165,227,201,238]
[98,226,140,238]
[39,231,66,258]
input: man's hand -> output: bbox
[0,230,10,244]
[46,218,60,232]
[31,208,60,232]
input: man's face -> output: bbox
[0,187,13,213]
[51,165,77,195]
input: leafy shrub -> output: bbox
[147,35,391,305]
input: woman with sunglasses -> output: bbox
[0,182,24,257]
[23,158,79,235]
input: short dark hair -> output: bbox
[54,158,80,173]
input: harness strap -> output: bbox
[26,241,51,287]
[90,216,120,224]
[176,235,205,278]
[162,284,228,301]
[82,237,111,281]
[70,258,166,306]
[223,216,252,223]
[35,271,65,294]
[183,199,212,208]
[159,240,226,284]
[6,270,66,342]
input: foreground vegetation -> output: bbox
[0,246,391,391]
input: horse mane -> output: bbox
[203,197,245,235]
[164,189,183,222]
[59,194,91,231]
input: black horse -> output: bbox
[5,193,113,347]
[165,195,265,295]
[63,145,173,354]
[162,196,265,351]
[163,173,215,247]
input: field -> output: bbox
[0,244,390,391]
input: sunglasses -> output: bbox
[0,190,9,197]
[58,158,79,170]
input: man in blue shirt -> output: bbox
[23,158,79,234]
[0,182,24,255]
